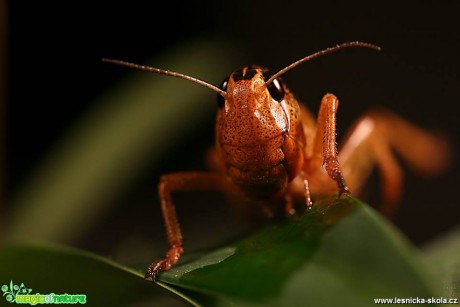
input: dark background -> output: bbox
[5,1,460,261]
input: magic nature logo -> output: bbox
[2,281,86,305]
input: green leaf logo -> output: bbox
[2,281,33,303]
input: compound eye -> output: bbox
[263,71,285,102]
[217,77,228,108]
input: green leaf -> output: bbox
[423,226,460,298]
[0,243,183,306]
[0,197,441,306]
[158,196,440,306]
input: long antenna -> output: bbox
[102,58,227,97]
[265,41,381,86]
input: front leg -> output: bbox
[145,172,231,281]
[306,93,351,194]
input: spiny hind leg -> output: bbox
[338,107,450,216]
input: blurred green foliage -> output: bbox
[6,38,239,243]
